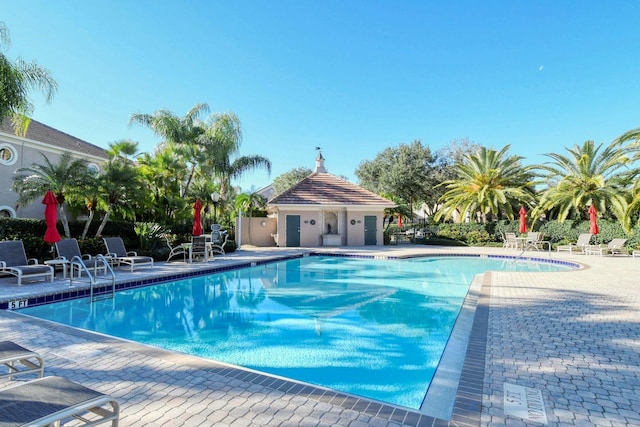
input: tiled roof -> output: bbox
[268,172,396,207]
[1,118,108,159]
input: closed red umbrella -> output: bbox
[42,190,61,244]
[588,205,599,235]
[397,214,403,229]
[519,206,528,233]
[192,200,203,236]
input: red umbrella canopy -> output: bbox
[519,206,528,233]
[588,205,599,235]
[192,200,203,236]
[42,190,61,244]
[397,214,403,229]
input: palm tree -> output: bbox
[198,112,271,201]
[612,127,640,230]
[95,156,144,237]
[130,103,209,198]
[434,145,535,223]
[11,152,92,237]
[533,140,634,225]
[0,21,57,135]
[137,147,189,224]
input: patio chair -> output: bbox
[0,240,54,286]
[164,235,188,262]
[586,238,628,256]
[556,233,592,254]
[0,376,119,426]
[55,238,108,278]
[189,235,209,263]
[503,232,519,249]
[526,232,551,252]
[0,341,44,381]
[103,237,154,271]
[209,228,228,257]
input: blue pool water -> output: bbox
[20,255,572,409]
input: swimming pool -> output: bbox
[20,255,572,411]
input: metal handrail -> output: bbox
[69,254,116,301]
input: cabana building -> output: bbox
[266,153,396,247]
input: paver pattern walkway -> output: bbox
[1,246,639,426]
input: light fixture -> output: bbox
[211,192,220,224]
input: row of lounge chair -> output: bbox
[0,340,120,426]
[557,233,629,256]
[503,232,633,256]
[0,237,154,286]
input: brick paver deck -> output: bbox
[1,246,639,426]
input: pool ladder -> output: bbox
[68,254,116,301]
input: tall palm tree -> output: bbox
[130,103,209,198]
[198,112,271,201]
[11,152,92,237]
[533,140,634,225]
[434,145,535,223]
[0,21,57,136]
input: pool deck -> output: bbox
[1,245,639,426]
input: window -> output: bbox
[87,163,100,175]
[0,144,18,166]
[0,206,16,218]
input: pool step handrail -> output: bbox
[68,254,116,301]
[513,249,526,262]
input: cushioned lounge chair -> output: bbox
[0,376,120,426]
[0,341,44,381]
[55,238,108,277]
[103,237,154,271]
[586,238,628,256]
[0,240,54,285]
[556,233,592,254]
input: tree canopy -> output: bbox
[272,167,312,196]
[435,145,535,223]
[355,140,442,216]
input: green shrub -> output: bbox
[437,223,492,245]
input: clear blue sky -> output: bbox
[3,1,640,192]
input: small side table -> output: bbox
[44,259,70,278]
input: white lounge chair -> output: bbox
[0,240,54,285]
[0,341,44,381]
[103,237,154,271]
[585,238,628,256]
[557,233,592,254]
[0,376,120,426]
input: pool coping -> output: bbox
[0,252,579,426]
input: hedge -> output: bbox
[0,218,237,262]
[387,219,640,251]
